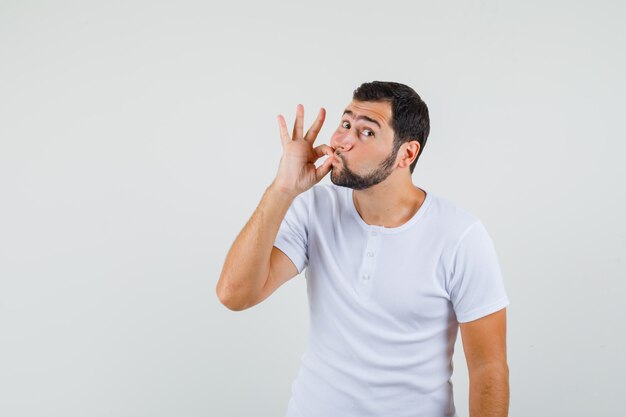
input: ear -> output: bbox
[398,140,421,169]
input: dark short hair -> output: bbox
[352,81,430,174]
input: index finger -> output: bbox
[313,144,335,159]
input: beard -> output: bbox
[330,144,400,190]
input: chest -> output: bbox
[308,226,451,324]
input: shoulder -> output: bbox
[424,191,483,241]
[310,182,344,197]
[306,182,346,209]
[286,183,345,218]
[424,194,501,289]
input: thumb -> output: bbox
[315,154,334,182]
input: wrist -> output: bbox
[267,181,298,202]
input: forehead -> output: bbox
[343,100,392,128]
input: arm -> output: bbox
[460,308,509,417]
[216,183,296,311]
[216,104,334,311]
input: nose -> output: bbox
[331,128,356,153]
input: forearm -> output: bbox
[468,363,509,417]
[216,182,296,310]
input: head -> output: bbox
[329,81,430,190]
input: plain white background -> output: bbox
[1,1,625,416]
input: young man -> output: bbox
[217,81,510,417]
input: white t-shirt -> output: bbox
[273,183,510,417]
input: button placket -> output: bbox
[357,227,382,298]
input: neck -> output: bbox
[352,172,426,228]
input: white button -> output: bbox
[362,274,370,280]
[371,231,378,236]
[367,251,374,257]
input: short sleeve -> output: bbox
[447,221,510,323]
[273,190,310,275]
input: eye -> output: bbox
[341,121,375,138]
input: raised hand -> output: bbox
[272,104,335,198]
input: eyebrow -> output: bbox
[342,110,381,129]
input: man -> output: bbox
[216,81,510,417]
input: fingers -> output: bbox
[277,114,291,146]
[278,104,326,147]
[315,150,335,183]
[313,144,335,160]
[304,107,326,143]
[291,104,304,141]
[313,144,336,183]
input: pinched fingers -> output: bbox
[314,144,336,182]
[313,144,336,161]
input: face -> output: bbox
[330,100,400,190]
